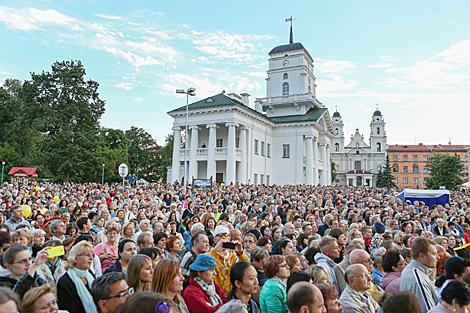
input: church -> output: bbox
[330,109,388,187]
[167,31,336,185]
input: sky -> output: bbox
[1,1,470,146]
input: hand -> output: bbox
[214,239,226,252]
[29,249,48,277]
[234,241,243,255]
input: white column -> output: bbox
[313,137,319,185]
[226,123,237,184]
[320,144,327,185]
[206,124,217,182]
[188,126,199,182]
[247,128,253,184]
[171,127,181,183]
[305,136,314,185]
[295,133,304,184]
[326,144,331,185]
[239,126,247,184]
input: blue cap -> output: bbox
[189,254,217,272]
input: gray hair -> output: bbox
[372,247,387,262]
[31,228,46,237]
[215,300,247,313]
[191,222,205,233]
[49,220,63,232]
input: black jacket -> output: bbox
[0,272,46,298]
[104,260,123,274]
[57,272,94,313]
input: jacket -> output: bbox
[182,277,226,313]
[339,285,379,313]
[104,260,123,274]
[400,260,438,312]
[36,259,67,286]
[57,272,94,313]
[334,257,350,294]
[209,248,249,295]
[259,278,287,313]
[315,252,338,288]
[0,272,46,298]
[381,271,401,293]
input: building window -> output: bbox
[413,165,419,174]
[392,163,398,173]
[413,155,418,162]
[334,143,339,152]
[254,174,258,185]
[424,155,429,162]
[216,139,223,148]
[282,144,290,158]
[266,175,270,185]
[393,155,398,161]
[376,142,382,152]
[254,139,259,155]
[348,178,353,186]
[283,73,288,80]
[235,137,240,148]
[261,141,265,156]
[260,174,264,184]
[282,82,289,96]
[403,166,408,173]
[413,177,419,185]
[356,143,359,148]
[404,177,408,184]
[377,127,380,135]
[335,128,338,135]
[423,168,430,174]
[267,143,271,158]
[354,161,361,170]
[403,155,408,162]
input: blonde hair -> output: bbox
[22,284,56,313]
[127,254,152,292]
[12,228,33,244]
[151,260,181,304]
[306,265,328,285]
[67,241,94,268]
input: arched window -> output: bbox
[377,127,380,135]
[334,143,339,152]
[283,73,288,80]
[335,128,338,135]
[376,142,382,152]
[282,82,289,96]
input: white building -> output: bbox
[330,110,387,187]
[168,40,335,185]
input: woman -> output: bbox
[165,235,183,264]
[435,256,470,298]
[57,241,97,313]
[429,281,470,313]
[126,254,153,292]
[305,265,329,285]
[0,287,20,313]
[94,224,119,272]
[121,222,135,240]
[183,254,226,313]
[279,239,295,256]
[153,232,168,259]
[22,284,61,313]
[91,215,105,234]
[229,262,260,313]
[151,259,189,313]
[381,249,406,293]
[259,255,289,313]
[118,291,179,313]
[31,229,46,257]
[257,237,273,256]
[284,255,302,274]
[36,240,67,285]
[382,292,423,313]
[317,283,343,313]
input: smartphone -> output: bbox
[222,242,236,250]
[47,245,65,258]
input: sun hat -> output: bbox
[189,253,217,272]
[213,225,230,237]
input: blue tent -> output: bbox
[396,189,450,207]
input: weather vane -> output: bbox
[285,16,295,44]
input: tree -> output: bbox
[376,155,396,188]
[155,133,173,182]
[125,126,160,181]
[331,161,337,184]
[425,154,463,190]
[97,128,129,183]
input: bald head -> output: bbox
[345,264,372,293]
[349,249,373,272]
[287,282,324,313]
[230,228,242,242]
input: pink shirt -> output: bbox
[94,241,118,272]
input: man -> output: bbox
[287,282,326,313]
[302,222,313,237]
[5,205,30,231]
[349,249,384,303]
[134,219,152,239]
[50,220,66,242]
[91,272,133,313]
[317,214,334,237]
[314,236,340,288]
[180,232,210,276]
[183,222,205,251]
[209,225,249,295]
[105,239,137,274]
[136,232,154,250]
[400,237,438,312]
[334,239,366,294]
[283,222,296,238]
[76,216,92,236]
[340,264,379,313]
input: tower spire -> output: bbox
[285,16,294,44]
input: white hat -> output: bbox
[213,225,230,237]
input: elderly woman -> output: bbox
[381,248,406,293]
[57,241,97,313]
[183,254,226,313]
[22,284,60,313]
[93,224,119,272]
[165,235,183,263]
[259,255,290,313]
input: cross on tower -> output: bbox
[285,16,295,44]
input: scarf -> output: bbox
[194,276,223,307]
[67,268,98,313]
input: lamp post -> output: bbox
[176,87,196,195]
[101,163,105,185]
[1,161,5,185]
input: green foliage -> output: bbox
[155,134,174,182]
[331,161,337,184]
[425,154,463,190]
[376,155,396,188]
[125,127,160,182]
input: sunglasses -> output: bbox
[154,300,170,313]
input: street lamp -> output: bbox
[176,87,196,195]
[101,163,105,185]
[1,161,5,185]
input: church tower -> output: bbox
[331,110,345,153]
[369,109,387,153]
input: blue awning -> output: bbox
[396,188,450,207]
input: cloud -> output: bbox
[115,82,133,91]
[316,59,356,74]
[94,13,122,21]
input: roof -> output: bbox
[332,111,341,118]
[168,93,328,124]
[268,42,313,62]
[346,169,373,174]
[373,110,382,117]
[8,167,38,176]
[388,144,469,152]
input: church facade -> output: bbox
[330,110,388,187]
[167,39,336,185]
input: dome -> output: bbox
[373,110,382,117]
[268,42,313,62]
[332,111,341,118]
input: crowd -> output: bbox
[0,182,470,313]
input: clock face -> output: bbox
[283,60,289,66]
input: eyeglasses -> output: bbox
[105,287,134,300]
[352,272,371,279]
[154,300,170,313]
